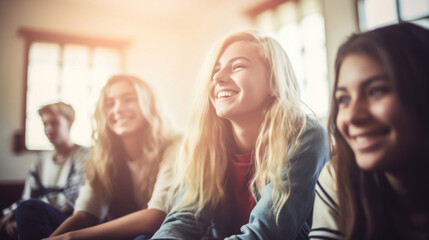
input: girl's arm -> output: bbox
[47,208,165,240]
[50,211,98,237]
[151,196,213,240]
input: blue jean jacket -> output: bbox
[152,117,329,240]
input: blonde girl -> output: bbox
[152,32,329,239]
[46,75,180,240]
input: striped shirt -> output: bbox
[2,145,89,216]
[309,161,342,240]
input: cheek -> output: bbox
[241,80,258,98]
[60,123,69,133]
[137,111,145,122]
[252,76,271,99]
[106,109,114,120]
[371,98,400,124]
[335,111,347,137]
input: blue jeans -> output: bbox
[14,199,69,240]
[134,234,153,240]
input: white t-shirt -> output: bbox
[74,140,180,221]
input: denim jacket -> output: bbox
[152,117,329,240]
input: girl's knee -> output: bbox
[14,199,46,216]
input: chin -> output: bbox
[355,155,387,171]
[116,128,140,137]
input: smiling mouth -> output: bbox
[113,116,133,125]
[351,128,390,151]
[216,90,238,100]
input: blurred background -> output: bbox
[0,0,428,181]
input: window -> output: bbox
[249,0,329,120]
[358,0,429,30]
[17,28,129,151]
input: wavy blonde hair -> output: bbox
[86,74,173,199]
[174,32,306,222]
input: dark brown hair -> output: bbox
[329,23,429,240]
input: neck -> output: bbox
[54,141,74,154]
[53,141,74,163]
[229,114,263,154]
[121,132,144,161]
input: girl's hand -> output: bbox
[0,212,18,239]
[42,232,72,240]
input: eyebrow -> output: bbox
[214,56,252,67]
[105,91,136,101]
[336,73,389,93]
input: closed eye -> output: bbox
[123,95,137,103]
[232,63,245,71]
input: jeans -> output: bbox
[134,234,153,240]
[14,199,69,240]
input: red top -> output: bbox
[227,151,257,234]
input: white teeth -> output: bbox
[115,117,131,123]
[355,136,369,143]
[217,91,236,99]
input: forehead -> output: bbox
[218,41,261,63]
[41,113,66,122]
[338,53,385,87]
[105,81,135,98]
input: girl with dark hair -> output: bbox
[310,23,429,240]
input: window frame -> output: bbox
[245,0,330,121]
[14,27,130,153]
[357,0,429,30]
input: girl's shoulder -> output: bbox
[295,116,328,153]
[303,115,326,135]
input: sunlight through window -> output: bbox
[255,0,329,120]
[25,42,122,150]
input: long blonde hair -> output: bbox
[174,32,306,222]
[86,75,173,199]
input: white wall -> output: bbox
[322,0,359,87]
[0,0,359,181]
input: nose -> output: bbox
[345,98,370,125]
[111,100,125,115]
[212,66,230,85]
[44,124,53,133]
